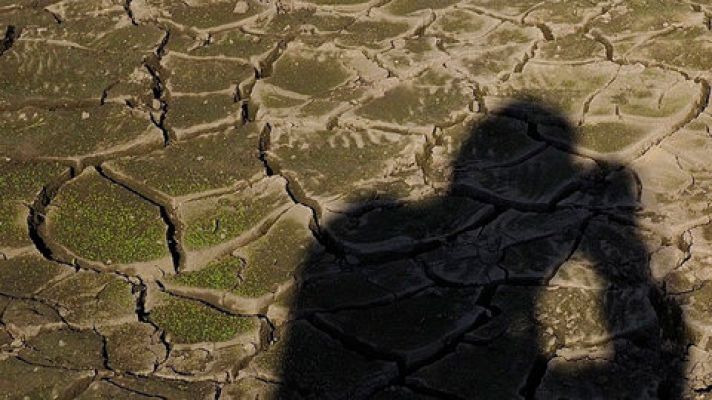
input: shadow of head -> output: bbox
[448,99,639,213]
[313,99,639,272]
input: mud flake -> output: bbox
[0,254,69,297]
[0,357,93,400]
[315,288,484,367]
[0,104,161,160]
[37,270,136,327]
[104,126,264,202]
[0,160,67,251]
[247,320,397,399]
[164,53,255,94]
[149,293,257,344]
[231,205,314,299]
[103,322,166,373]
[166,93,243,139]
[45,168,169,267]
[178,177,292,257]
[20,328,105,369]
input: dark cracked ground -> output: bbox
[3,0,712,399]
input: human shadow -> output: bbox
[273,100,687,399]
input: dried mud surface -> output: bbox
[3,0,712,399]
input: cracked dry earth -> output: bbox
[6,0,712,399]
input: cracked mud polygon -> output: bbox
[2,0,712,399]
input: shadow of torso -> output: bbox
[272,101,685,400]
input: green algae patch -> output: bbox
[166,93,242,138]
[0,357,93,399]
[150,296,255,344]
[0,161,67,250]
[536,34,607,62]
[569,122,647,154]
[588,65,699,119]
[142,0,268,30]
[47,168,168,265]
[589,0,701,38]
[106,127,264,200]
[21,328,105,370]
[183,198,257,250]
[630,27,712,74]
[182,196,272,250]
[233,206,313,298]
[0,104,160,160]
[164,54,255,94]
[355,79,470,128]
[385,0,458,15]
[0,254,68,297]
[172,257,243,290]
[267,53,349,96]
[38,270,135,326]
[269,128,421,202]
[180,177,292,252]
[187,31,279,59]
[338,18,410,49]
[0,20,161,106]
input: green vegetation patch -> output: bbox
[0,104,156,159]
[171,257,243,290]
[183,197,270,250]
[573,122,647,154]
[0,26,155,106]
[357,83,469,126]
[188,31,279,58]
[338,19,410,48]
[21,329,105,370]
[0,255,67,297]
[150,296,255,344]
[159,0,268,30]
[0,161,66,249]
[167,93,241,134]
[48,169,168,264]
[180,178,291,250]
[272,129,411,198]
[38,271,135,325]
[165,55,254,93]
[107,127,263,198]
[268,53,349,96]
[235,211,313,298]
[385,0,458,15]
